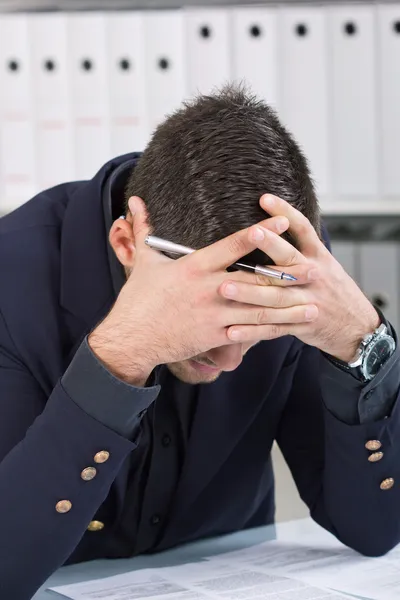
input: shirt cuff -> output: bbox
[320,320,400,425]
[61,336,161,438]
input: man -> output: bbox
[0,86,399,599]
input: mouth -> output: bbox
[189,359,220,374]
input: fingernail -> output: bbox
[251,227,265,241]
[224,283,237,297]
[262,195,275,207]
[305,306,318,320]
[229,330,241,340]
[276,217,288,233]
[128,197,136,214]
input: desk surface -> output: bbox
[34,519,365,600]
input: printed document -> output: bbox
[50,560,351,600]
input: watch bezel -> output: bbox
[360,332,396,380]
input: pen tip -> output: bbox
[284,274,297,281]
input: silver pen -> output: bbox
[144,235,297,282]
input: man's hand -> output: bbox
[89,195,290,383]
[219,194,380,362]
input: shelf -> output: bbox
[0,0,393,13]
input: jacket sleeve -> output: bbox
[275,342,400,557]
[0,313,159,600]
[321,313,400,424]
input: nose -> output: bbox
[206,344,244,372]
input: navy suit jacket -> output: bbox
[1,154,400,599]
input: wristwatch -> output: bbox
[330,323,396,381]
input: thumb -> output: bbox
[128,196,171,266]
[128,196,152,256]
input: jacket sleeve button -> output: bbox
[87,520,105,532]
[368,452,384,463]
[365,440,382,451]
[56,500,72,513]
[94,451,110,464]
[380,478,394,490]
[81,467,97,481]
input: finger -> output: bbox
[226,323,293,343]
[128,196,170,264]
[219,280,310,308]
[128,196,151,250]
[226,319,317,343]
[249,225,306,268]
[227,262,319,287]
[226,303,318,328]
[191,215,289,273]
[260,194,322,255]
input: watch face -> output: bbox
[365,337,394,377]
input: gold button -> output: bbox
[380,478,394,490]
[368,451,384,463]
[365,440,382,451]
[94,451,110,464]
[87,520,104,532]
[81,467,97,481]
[56,500,72,513]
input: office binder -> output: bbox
[67,13,110,180]
[184,8,231,97]
[231,6,278,107]
[359,243,399,332]
[107,12,148,155]
[144,11,186,134]
[377,4,400,197]
[330,242,359,283]
[0,14,36,211]
[329,5,378,198]
[30,14,74,190]
[280,6,330,201]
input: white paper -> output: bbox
[50,569,202,600]
[209,534,400,600]
[50,560,350,600]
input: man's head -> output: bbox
[110,84,320,384]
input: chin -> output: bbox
[167,360,222,384]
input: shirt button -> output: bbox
[162,434,171,447]
[56,500,72,514]
[87,520,105,532]
[380,478,394,490]
[150,514,161,526]
[81,467,97,481]
[368,451,384,463]
[94,451,110,464]
[365,440,382,451]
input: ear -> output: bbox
[109,214,136,268]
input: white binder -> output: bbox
[330,241,359,283]
[280,6,330,201]
[107,12,148,155]
[184,8,231,97]
[0,14,36,211]
[231,7,278,108]
[67,13,110,180]
[359,243,399,332]
[30,14,74,190]
[377,5,400,197]
[144,11,186,134]
[329,5,378,199]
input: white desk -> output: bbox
[34,518,366,600]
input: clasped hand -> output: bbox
[220,194,380,363]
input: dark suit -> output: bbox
[0,154,400,600]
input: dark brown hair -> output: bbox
[125,84,320,266]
